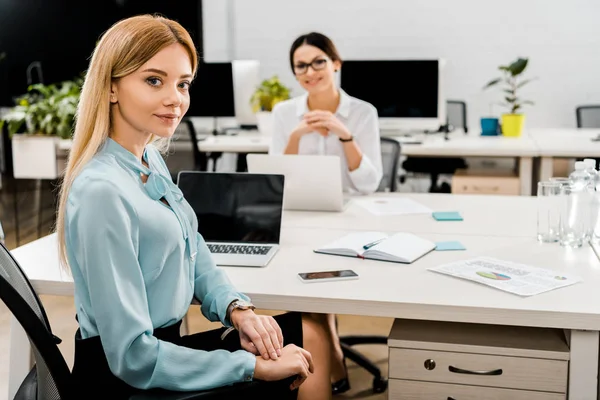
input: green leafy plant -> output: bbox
[250,76,291,112]
[484,57,535,114]
[0,76,82,139]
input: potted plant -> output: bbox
[250,75,291,135]
[0,76,82,179]
[484,58,535,137]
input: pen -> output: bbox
[363,238,384,250]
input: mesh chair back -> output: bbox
[378,137,401,192]
[0,242,71,399]
[446,100,468,133]
[163,118,203,181]
[576,105,600,128]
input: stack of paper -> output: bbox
[354,197,432,216]
[428,257,581,296]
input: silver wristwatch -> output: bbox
[226,299,256,322]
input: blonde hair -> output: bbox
[56,15,198,272]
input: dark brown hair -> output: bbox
[289,32,342,71]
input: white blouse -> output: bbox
[269,89,383,194]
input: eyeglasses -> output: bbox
[293,58,328,75]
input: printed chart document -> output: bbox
[354,197,432,216]
[315,231,436,264]
[428,257,582,296]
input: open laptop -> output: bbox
[246,154,346,212]
[177,171,284,267]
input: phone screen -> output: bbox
[298,270,358,280]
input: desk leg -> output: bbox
[569,329,599,400]
[8,315,34,399]
[518,156,533,196]
[540,157,554,182]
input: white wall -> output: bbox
[203,0,600,130]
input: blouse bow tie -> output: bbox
[116,150,197,263]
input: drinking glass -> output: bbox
[537,181,561,243]
[559,183,591,248]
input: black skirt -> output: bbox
[71,312,303,399]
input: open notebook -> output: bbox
[314,231,436,264]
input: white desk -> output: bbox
[56,128,600,196]
[197,132,538,195]
[7,194,600,399]
[530,128,600,181]
[284,193,537,238]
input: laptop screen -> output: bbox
[177,172,284,244]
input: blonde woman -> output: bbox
[56,15,332,399]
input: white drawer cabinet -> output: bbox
[388,319,569,399]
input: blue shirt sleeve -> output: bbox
[67,177,256,391]
[192,232,252,326]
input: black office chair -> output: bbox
[576,105,600,128]
[377,137,401,192]
[0,242,289,400]
[338,331,388,394]
[163,118,208,182]
[575,105,600,165]
[332,138,398,395]
[401,100,469,192]
[447,100,469,134]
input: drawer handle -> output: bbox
[448,365,503,376]
[448,398,457,400]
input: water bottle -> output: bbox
[584,159,600,243]
[566,162,594,242]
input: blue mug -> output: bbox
[480,117,500,136]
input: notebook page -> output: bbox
[369,232,435,262]
[317,231,388,255]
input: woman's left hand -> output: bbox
[232,309,284,360]
[304,110,352,140]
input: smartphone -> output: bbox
[297,269,359,283]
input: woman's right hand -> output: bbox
[253,344,314,391]
[292,119,327,138]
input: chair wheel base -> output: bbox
[372,377,388,393]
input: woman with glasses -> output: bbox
[269,32,383,395]
[269,32,383,196]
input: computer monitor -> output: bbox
[232,60,261,126]
[188,62,235,117]
[177,171,284,244]
[340,60,445,132]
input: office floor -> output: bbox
[0,177,391,399]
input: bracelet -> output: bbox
[339,135,354,142]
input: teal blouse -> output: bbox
[65,138,255,391]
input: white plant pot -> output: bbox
[256,111,274,136]
[11,135,60,179]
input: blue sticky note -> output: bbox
[435,241,466,251]
[432,211,463,221]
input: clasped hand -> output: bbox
[295,110,351,140]
[231,310,314,390]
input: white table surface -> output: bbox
[283,193,537,238]
[13,226,600,330]
[197,131,540,157]
[8,193,600,399]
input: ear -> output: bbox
[333,60,342,72]
[109,82,118,104]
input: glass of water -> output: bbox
[549,177,571,187]
[559,183,591,248]
[537,181,561,243]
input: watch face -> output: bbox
[235,300,254,308]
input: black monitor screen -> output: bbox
[188,62,235,117]
[177,172,284,244]
[340,60,439,118]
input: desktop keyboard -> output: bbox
[207,244,272,255]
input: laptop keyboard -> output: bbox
[208,244,272,255]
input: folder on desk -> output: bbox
[314,231,435,264]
